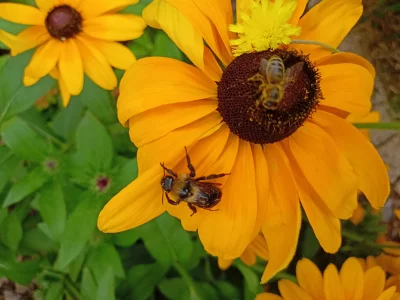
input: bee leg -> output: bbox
[184,147,196,177]
[165,193,180,206]
[188,203,197,216]
[160,162,177,178]
[195,173,230,181]
[203,208,220,212]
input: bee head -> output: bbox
[161,176,174,192]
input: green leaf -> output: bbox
[81,268,97,300]
[86,243,125,281]
[56,194,104,270]
[1,117,51,162]
[0,153,19,193]
[96,267,115,300]
[3,166,49,208]
[158,278,190,300]
[113,157,138,191]
[196,283,219,300]
[235,262,263,300]
[68,249,87,282]
[112,227,140,247]
[120,0,153,15]
[20,227,58,254]
[38,180,67,241]
[75,76,117,124]
[301,224,320,259]
[128,263,169,300]
[0,51,55,124]
[138,213,194,267]
[44,282,64,300]
[215,281,240,300]
[152,31,184,60]
[75,111,114,171]
[0,212,23,250]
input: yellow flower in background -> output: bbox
[218,234,269,270]
[98,0,389,283]
[0,0,146,105]
[257,257,400,300]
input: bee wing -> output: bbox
[283,61,304,89]
[259,58,269,75]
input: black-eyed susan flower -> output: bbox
[257,257,400,300]
[0,0,146,105]
[98,0,390,283]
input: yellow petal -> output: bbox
[218,258,233,270]
[35,0,54,13]
[251,144,269,239]
[118,57,217,125]
[296,0,362,60]
[350,203,366,225]
[11,26,50,56]
[23,74,40,86]
[296,258,324,300]
[288,0,308,26]
[241,247,257,266]
[75,35,117,90]
[362,266,386,300]
[312,110,390,209]
[203,46,223,82]
[142,0,205,70]
[24,39,63,80]
[83,14,146,41]
[340,258,363,300]
[0,3,44,25]
[261,143,301,283]
[376,287,397,300]
[248,234,269,261]
[59,39,84,95]
[255,293,283,300]
[323,264,345,300]
[198,139,257,259]
[318,63,373,117]
[129,100,218,148]
[79,0,139,18]
[279,280,314,300]
[289,122,358,219]
[59,77,71,107]
[366,256,379,269]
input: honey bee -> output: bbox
[249,55,304,110]
[160,147,230,216]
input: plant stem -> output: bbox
[342,230,400,250]
[354,122,400,130]
[271,272,298,283]
[173,261,203,300]
[290,39,340,53]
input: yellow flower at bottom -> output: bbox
[257,257,400,300]
[0,0,146,105]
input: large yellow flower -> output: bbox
[0,0,146,105]
[257,257,400,300]
[98,0,389,282]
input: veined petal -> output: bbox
[198,139,257,259]
[0,3,44,25]
[83,14,146,41]
[340,258,363,300]
[323,264,345,300]
[241,247,257,266]
[118,57,217,125]
[59,39,84,95]
[12,26,50,56]
[312,111,389,209]
[79,0,139,18]
[318,63,373,116]
[248,234,269,261]
[255,294,283,300]
[376,287,397,300]
[362,267,386,300]
[289,122,358,219]
[75,35,117,90]
[203,46,223,82]
[296,258,325,300]
[261,143,301,283]
[24,39,63,81]
[142,0,205,70]
[129,100,218,147]
[296,0,362,60]
[288,0,308,26]
[279,280,314,300]
[59,77,71,107]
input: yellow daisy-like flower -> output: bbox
[257,257,400,300]
[98,0,389,283]
[0,0,146,105]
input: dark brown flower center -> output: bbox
[45,5,82,40]
[217,49,321,144]
[96,176,110,192]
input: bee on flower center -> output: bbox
[160,147,230,216]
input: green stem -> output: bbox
[173,261,202,300]
[342,230,400,250]
[64,277,81,300]
[271,272,298,284]
[290,39,340,53]
[354,122,400,130]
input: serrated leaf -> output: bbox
[152,31,184,60]
[81,268,97,300]
[0,212,22,250]
[56,194,104,270]
[158,278,190,300]
[38,180,66,241]
[138,213,194,268]
[301,224,320,259]
[2,166,49,208]
[129,263,169,300]
[1,117,51,161]
[0,51,55,124]
[112,228,140,247]
[75,112,114,171]
[215,281,240,300]
[96,267,115,300]
[86,243,125,281]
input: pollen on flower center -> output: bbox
[229,0,301,56]
[45,5,82,40]
[217,49,321,145]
